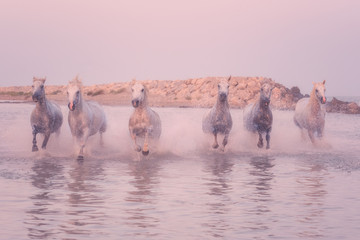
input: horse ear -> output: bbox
[322,80,326,85]
[41,77,46,84]
[131,78,137,86]
[227,76,231,82]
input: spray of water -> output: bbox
[1,103,358,162]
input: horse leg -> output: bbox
[142,130,150,156]
[257,132,264,148]
[307,130,315,144]
[317,127,323,139]
[32,128,39,152]
[77,130,89,160]
[221,132,229,151]
[265,130,271,149]
[99,132,104,147]
[212,132,219,149]
[41,131,51,150]
[130,129,141,152]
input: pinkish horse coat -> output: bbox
[202,77,233,151]
[30,77,63,152]
[67,77,107,160]
[294,80,327,144]
[129,83,162,156]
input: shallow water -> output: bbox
[1,103,360,239]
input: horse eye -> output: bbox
[316,89,319,93]
[141,89,144,92]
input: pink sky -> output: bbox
[0,0,359,96]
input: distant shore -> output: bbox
[1,76,359,114]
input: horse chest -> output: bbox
[130,112,150,131]
[254,110,272,130]
[31,109,53,132]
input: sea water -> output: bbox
[0,102,360,240]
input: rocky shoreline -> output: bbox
[1,76,359,114]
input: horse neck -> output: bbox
[134,103,149,115]
[215,97,229,111]
[309,89,321,115]
[135,93,149,112]
[74,92,86,113]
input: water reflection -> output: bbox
[244,156,275,233]
[295,162,327,238]
[202,154,234,238]
[63,159,107,238]
[123,159,161,238]
[25,159,64,239]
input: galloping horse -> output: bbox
[294,80,327,144]
[202,77,233,151]
[30,77,63,151]
[67,77,107,160]
[129,83,161,156]
[243,83,273,149]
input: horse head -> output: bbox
[313,80,326,104]
[32,77,46,103]
[131,83,147,108]
[217,79,230,102]
[67,76,82,111]
[260,83,273,107]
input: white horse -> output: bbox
[67,77,107,160]
[30,77,63,151]
[202,77,233,151]
[243,83,273,149]
[294,80,327,144]
[129,83,161,156]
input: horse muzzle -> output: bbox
[320,97,327,104]
[132,100,140,108]
[32,94,40,102]
[68,102,76,111]
[262,98,270,107]
[219,93,228,101]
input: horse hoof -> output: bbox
[257,142,264,148]
[77,155,84,161]
[266,145,270,150]
[32,146,39,152]
[135,146,141,152]
[142,150,149,156]
[212,144,219,149]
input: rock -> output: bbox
[326,98,360,114]
[0,77,358,114]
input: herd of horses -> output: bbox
[30,76,327,160]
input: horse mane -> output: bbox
[33,77,46,84]
[68,76,83,90]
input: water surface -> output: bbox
[0,103,360,239]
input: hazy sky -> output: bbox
[0,0,359,96]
